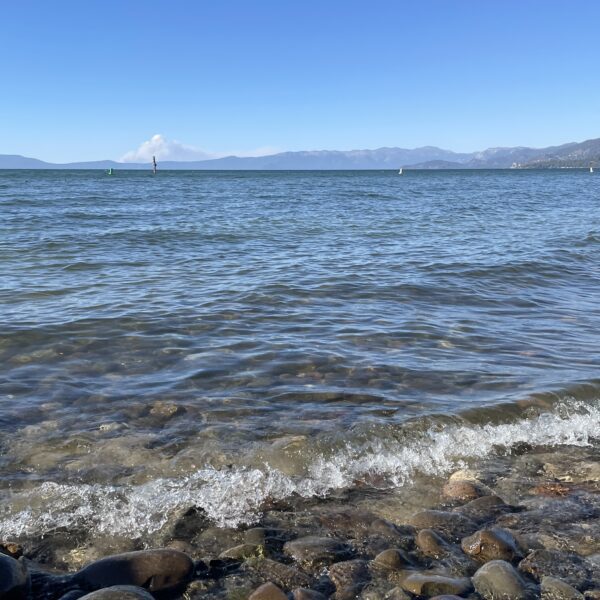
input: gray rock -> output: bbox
[415,529,478,577]
[442,479,487,502]
[329,559,370,592]
[74,549,193,593]
[0,554,30,599]
[249,582,289,600]
[519,550,594,590]
[372,549,412,570]
[219,544,263,560]
[78,586,155,599]
[400,573,472,597]
[408,510,478,541]
[541,576,585,600]
[243,558,312,589]
[473,560,537,600]
[283,536,350,568]
[453,495,515,525]
[461,527,523,563]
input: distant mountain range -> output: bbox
[2,137,600,170]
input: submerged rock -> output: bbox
[329,559,370,593]
[408,510,478,541]
[372,549,412,570]
[472,559,537,600]
[292,588,327,600]
[243,558,312,589]
[74,549,193,593]
[283,536,351,568]
[400,573,472,597]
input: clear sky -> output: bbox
[2,0,600,162]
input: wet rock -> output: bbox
[584,592,600,600]
[0,554,30,599]
[472,560,537,600]
[400,573,472,597]
[149,400,185,420]
[78,586,155,599]
[428,596,465,600]
[58,591,87,600]
[414,529,477,577]
[372,549,412,570]
[74,549,194,593]
[245,528,269,546]
[244,558,312,589]
[519,549,594,591]
[442,479,487,502]
[249,582,288,600]
[408,510,478,541]
[461,527,524,563]
[369,520,415,550]
[292,588,327,600]
[167,506,210,541]
[329,559,370,593]
[541,576,585,600]
[283,536,351,568]
[453,495,515,525]
[219,544,263,560]
[319,509,381,540]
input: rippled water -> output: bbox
[1,169,599,538]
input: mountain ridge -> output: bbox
[1,138,599,170]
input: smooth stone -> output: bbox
[0,554,30,599]
[416,529,456,559]
[369,520,415,549]
[541,576,585,600]
[245,528,268,545]
[473,560,537,600]
[292,588,327,600]
[519,550,593,590]
[74,549,193,592]
[58,591,87,600]
[584,592,600,600]
[372,549,412,570]
[408,510,478,541]
[329,560,370,591]
[461,527,523,563]
[219,543,263,560]
[78,586,155,599]
[249,582,289,600]
[400,573,472,597]
[442,479,486,502]
[284,537,350,567]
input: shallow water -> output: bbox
[1,169,599,539]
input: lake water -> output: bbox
[1,169,599,541]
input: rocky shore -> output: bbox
[1,443,599,600]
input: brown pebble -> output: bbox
[292,588,327,600]
[461,527,523,563]
[408,510,478,541]
[442,479,486,502]
[401,573,473,597]
[249,582,288,600]
[372,548,412,570]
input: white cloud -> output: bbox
[120,134,215,163]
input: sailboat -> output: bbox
[107,168,113,176]
[398,167,403,175]
[152,155,157,174]
[590,162,594,174]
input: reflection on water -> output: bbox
[0,169,599,537]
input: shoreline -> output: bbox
[2,440,599,599]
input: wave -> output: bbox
[1,398,598,539]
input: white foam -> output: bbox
[1,400,598,538]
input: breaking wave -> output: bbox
[1,399,598,539]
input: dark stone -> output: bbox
[243,558,312,589]
[74,549,194,593]
[408,510,478,541]
[453,495,516,525]
[519,550,594,591]
[461,527,524,563]
[541,576,585,600]
[329,559,370,592]
[219,544,263,560]
[372,549,412,570]
[0,554,30,599]
[442,479,487,502]
[77,586,155,599]
[292,588,327,600]
[473,560,537,600]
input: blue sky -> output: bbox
[1,0,599,162]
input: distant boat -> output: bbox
[107,168,113,175]
[152,155,157,175]
[398,167,403,175]
[590,163,594,174]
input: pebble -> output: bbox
[472,559,537,600]
[452,495,514,525]
[0,554,30,599]
[243,558,312,589]
[461,527,523,563]
[292,588,327,600]
[400,573,472,597]
[328,559,370,591]
[74,549,194,593]
[372,549,412,570]
[442,479,486,502]
[541,576,585,600]
[77,586,155,599]
[249,582,289,600]
[219,543,263,560]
